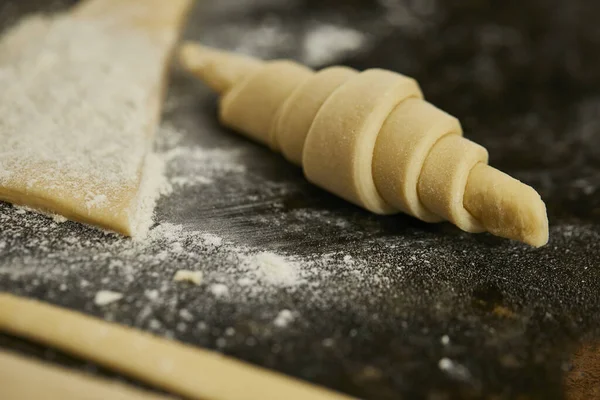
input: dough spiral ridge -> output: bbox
[219,61,486,228]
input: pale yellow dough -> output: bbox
[0,293,353,400]
[373,98,462,222]
[303,69,422,214]
[0,0,192,236]
[276,66,357,165]
[418,135,488,233]
[464,163,549,247]
[0,350,173,400]
[221,61,312,148]
[179,43,549,247]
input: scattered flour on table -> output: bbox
[157,124,246,190]
[200,7,369,65]
[2,157,594,338]
[179,309,194,322]
[243,252,304,288]
[201,15,293,59]
[210,283,230,298]
[201,233,223,247]
[131,153,171,240]
[15,205,68,224]
[273,309,295,328]
[377,0,437,32]
[137,222,308,293]
[438,358,472,382]
[144,289,160,301]
[52,214,67,223]
[301,24,367,66]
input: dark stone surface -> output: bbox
[1,1,600,399]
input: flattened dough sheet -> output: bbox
[0,0,192,237]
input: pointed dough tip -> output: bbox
[178,41,205,69]
[179,42,263,93]
[518,196,549,248]
[464,164,549,247]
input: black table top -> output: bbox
[1,1,599,399]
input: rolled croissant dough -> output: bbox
[373,98,460,222]
[221,61,313,148]
[0,0,191,237]
[417,134,488,233]
[303,69,422,215]
[275,66,356,166]
[180,43,549,247]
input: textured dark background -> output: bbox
[1,0,600,399]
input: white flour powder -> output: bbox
[301,24,367,66]
[243,252,305,288]
[273,309,295,328]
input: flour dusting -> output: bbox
[301,24,367,66]
[244,252,304,288]
[273,309,295,328]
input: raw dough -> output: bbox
[464,163,550,247]
[0,0,192,237]
[0,350,173,400]
[0,293,352,400]
[220,61,312,148]
[173,270,204,285]
[275,66,356,166]
[179,43,549,247]
[373,98,461,222]
[303,68,422,214]
[417,134,488,233]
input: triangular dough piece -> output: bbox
[0,0,192,237]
